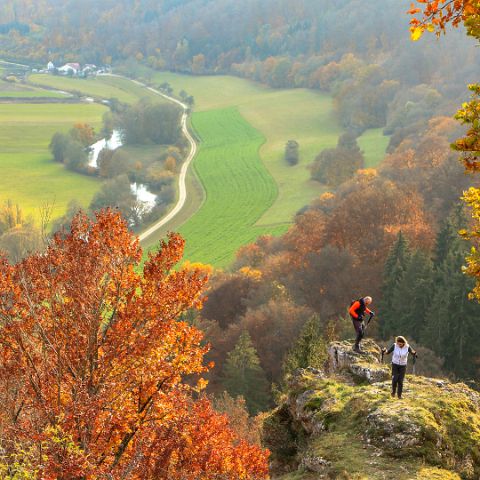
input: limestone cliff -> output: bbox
[265,340,480,480]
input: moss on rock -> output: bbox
[270,340,480,479]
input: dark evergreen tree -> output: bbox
[434,203,467,265]
[221,330,271,414]
[422,240,480,378]
[388,249,434,340]
[379,232,411,337]
[420,205,480,379]
[283,315,326,377]
[285,140,299,166]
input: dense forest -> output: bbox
[0,0,478,133]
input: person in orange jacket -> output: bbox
[349,296,374,353]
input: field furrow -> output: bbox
[178,107,285,267]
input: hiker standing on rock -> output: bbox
[349,296,375,353]
[382,336,417,399]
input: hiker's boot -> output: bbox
[391,392,396,398]
[352,344,362,354]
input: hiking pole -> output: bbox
[363,313,374,335]
[412,354,417,375]
[381,348,384,364]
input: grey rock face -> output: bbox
[327,339,390,383]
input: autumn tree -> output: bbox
[311,132,364,187]
[0,210,269,479]
[239,299,315,381]
[70,123,95,147]
[0,199,24,233]
[213,391,263,446]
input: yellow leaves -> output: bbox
[411,26,424,40]
[194,377,208,392]
[182,260,213,277]
[239,266,262,281]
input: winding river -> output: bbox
[88,131,157,211]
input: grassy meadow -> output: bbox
[0,84,68,98]
[177,107,285,267]
[29,74,168,104]
[0,73,170,225]
[0,103,106,221]
[358,127,390,168]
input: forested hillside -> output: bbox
[1,0,478,133]
[2,0,480,477]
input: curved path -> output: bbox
[99,74,198,242]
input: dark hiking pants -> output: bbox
[392,363,407,397]
[352,318,364,346]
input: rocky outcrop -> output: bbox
[327,338,390,383]
[266,340,480,480]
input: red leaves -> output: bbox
[0,209,269,479]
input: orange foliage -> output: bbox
[0,210,269,479]
[71,122,95,147]
[409,0,480,39]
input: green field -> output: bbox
[29,74,168,104]
[150,72,387,227]
[153,73,338,226]
[177,107,285,266]
[0,81,68,98]
[0,103,106,221]
[138,72,389,266]
[358,128,390,168]
[1,73,170,225]
[20,70,389,267]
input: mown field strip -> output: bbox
[0,103,106,221]
[0,87,68,98]
[29,74,168,104]
[177,107,286,267]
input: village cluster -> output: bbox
[32,61,110,77]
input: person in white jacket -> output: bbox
[382,336,417,399]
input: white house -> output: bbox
[58,63,81,75]
[83,64,97,71]
[47,61,55,71]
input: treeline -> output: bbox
[1,0,479,133]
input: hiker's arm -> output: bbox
[408,346,417,356]
[349,301,360,318]
[385,344,394,355]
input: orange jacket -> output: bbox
[349,300,371,319]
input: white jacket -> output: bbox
[391,343,410,366]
